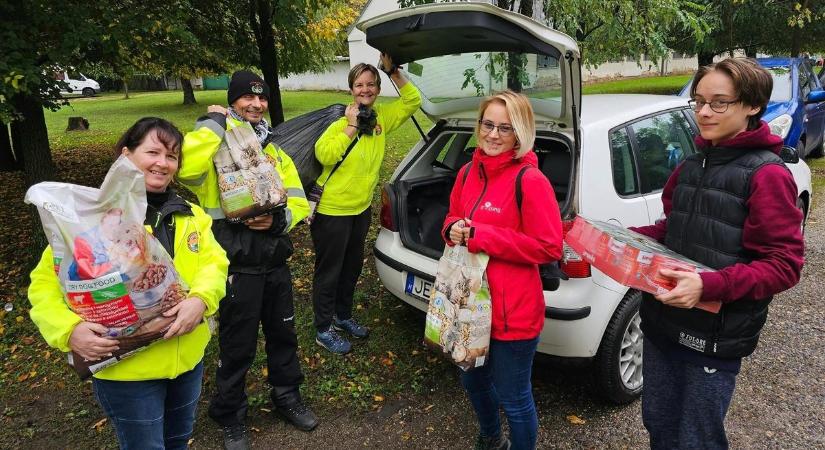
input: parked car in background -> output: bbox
[55,69,101,97]
[680,57,825,158]
[359,3,812,404]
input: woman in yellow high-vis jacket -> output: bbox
[311,54,421,354]
[28,118,228,449]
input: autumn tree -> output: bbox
[0,0,97,184]
[399,0,708,68]
[225,0,361,125]
[668,0,825,66]
[0,0,238,184]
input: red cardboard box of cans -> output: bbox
[565,216,722,314]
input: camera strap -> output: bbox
[320,133,360,187]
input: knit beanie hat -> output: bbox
[227,70,270,105]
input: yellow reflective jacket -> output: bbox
[28,204,229,381]
[315,82,421,216]
[178,114,309,230]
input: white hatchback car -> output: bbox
[361,3,812,404]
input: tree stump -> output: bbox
[67,116,90,131]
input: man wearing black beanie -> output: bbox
[179,70,317,449]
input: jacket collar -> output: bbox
[472,148,538,175]
[148,189,192,227]
[694,121,784,155]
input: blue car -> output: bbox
[681,57,825,158]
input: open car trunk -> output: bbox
[394,127,575,260]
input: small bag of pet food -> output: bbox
[25,156,189,379]
[213,125,287,222]
[424,244,491,371]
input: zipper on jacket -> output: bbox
[681,154,709,245]
[711,307,726,354]
[467,163,488,220]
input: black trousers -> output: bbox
[208,266,304,426]
[310,207,371,332]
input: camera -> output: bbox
[356,104,378,135]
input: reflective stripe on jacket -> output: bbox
[28,204,229,381]
[314,82,421,216]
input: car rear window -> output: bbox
[405,50,564,111]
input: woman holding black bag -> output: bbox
[311,53,421,355]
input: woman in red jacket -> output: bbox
[443,90,563,450]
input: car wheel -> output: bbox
[594,290,643,404]
[82,88,95,97]
[797,197,808,235]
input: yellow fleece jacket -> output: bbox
[28,204,228,381]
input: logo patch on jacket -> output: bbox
[480,201,501,214]
[187,232,200,253]
[678,331,706,352]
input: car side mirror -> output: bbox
[804,89,825,104]
[780,145,800,164]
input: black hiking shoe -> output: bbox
[474,433,511,450]
[222,423,250,450]
[275,399,319,432]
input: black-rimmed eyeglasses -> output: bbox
[688,98,739,113]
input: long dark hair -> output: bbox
[114,117,184,163]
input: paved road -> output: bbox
[195,198,825,450]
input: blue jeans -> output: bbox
[93,362,204,450]
[642,337,736,450]
[461,337,539,450]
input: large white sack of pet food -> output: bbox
[25,156,189,379]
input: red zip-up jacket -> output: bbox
[631,123,804,303]
[442,149,563,340]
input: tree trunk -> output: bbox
[790,0,807,57]
[698,51,715,68]
[182,78,197,105]
[253,0,285,125]
[0,121,19,172]
[10,93,54,186]
[745,47,757,58]
[123,77,130,99]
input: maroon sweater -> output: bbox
[631,123,804,303]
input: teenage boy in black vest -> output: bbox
[631,58,804,449]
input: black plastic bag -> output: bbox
[271,104,346,190]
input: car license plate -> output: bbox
[404,273,433,303]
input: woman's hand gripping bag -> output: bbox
[424,245,492,371]
[213,125,287,222]
[24,156,190,379]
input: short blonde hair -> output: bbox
[348,63,381,90]
[476,90,535,159]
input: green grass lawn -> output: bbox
[45,73,691,153]
[583,73,692,95]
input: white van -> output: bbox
[55,70,101,97]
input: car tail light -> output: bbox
[380,186,397,231]
[560,219,591,278]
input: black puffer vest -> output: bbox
[640,147,787,358]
